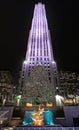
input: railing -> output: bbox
[0,126,79,130]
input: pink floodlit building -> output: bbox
[21,3,59,92]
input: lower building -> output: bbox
[0,71,15,103]
[59,71,79,97]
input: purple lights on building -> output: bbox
[21,3,59,91]
[25,3,54,63]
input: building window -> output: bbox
[44,58,46,61]
[40,50,42,56]
[37,37,39,49]
[44,50,46,56]
[40,57,42,61]
[37,57,38,61]
[33,51,35,56]
[47,58,49,61]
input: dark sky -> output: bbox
[0,0,76,73]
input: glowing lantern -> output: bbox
[26,102,32,106]
[46,102,53,106]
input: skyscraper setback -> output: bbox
[21,3,59,103]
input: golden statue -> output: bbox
[32,106,44,125]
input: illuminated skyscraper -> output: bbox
[21,3,59,103]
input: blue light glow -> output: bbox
[22,110,54,125]
[43,110,54,125]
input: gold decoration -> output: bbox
[32,106,44,125]
[26,102,32,106]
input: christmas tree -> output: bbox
[22,65,56,105]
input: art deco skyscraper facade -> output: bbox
[21,3,59,92]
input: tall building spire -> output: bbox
[26,3,54,62]
[21,3,60,103]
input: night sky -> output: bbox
[0,0,76,73]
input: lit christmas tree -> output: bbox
[23,65,55,104]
